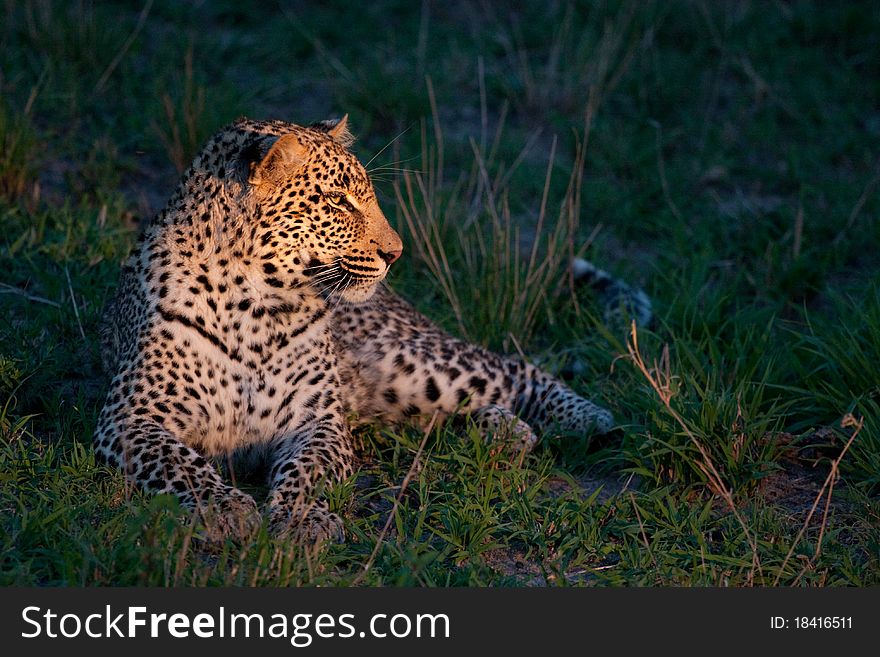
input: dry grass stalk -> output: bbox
[353,411,439,585]
[153,47,206,173]
[775,413,863,586]
[626,321,762,583]
[94,0,153,93]
[629,492,656,566]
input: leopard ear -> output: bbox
[312,114,355,148]
[248,133,309,186]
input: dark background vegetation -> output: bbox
[1,0,878,585]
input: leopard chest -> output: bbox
[152,302,340,456]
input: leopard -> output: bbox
[94,115,651,543]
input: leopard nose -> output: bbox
[377,248,402,265]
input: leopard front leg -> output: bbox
[94,409,260,542]
[266,414,354,544]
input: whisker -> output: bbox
[365,123,415,170]
[313,271,343,291]
[313,280,342,294]
[367,153,421,172]
[325,274,350,310]
[310,273,342,286]
[368,165,423,175]
[306,271,340,282]
[303,259,342,273]
[310,269,343,282]
[329,282,346,314]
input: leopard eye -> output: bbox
[325,191,356,212]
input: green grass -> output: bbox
[1,0,879,586]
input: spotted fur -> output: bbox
[96,116,649,542]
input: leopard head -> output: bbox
[245,116,402,303]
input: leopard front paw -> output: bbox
[268,501,345,545]
[195,486,261,543]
